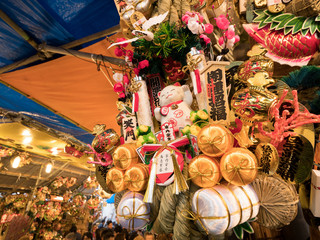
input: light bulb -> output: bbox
[22,129,31,136]
[45,163,53,173]
[12,156,21,168]
[22,136,32,145]
[51,147,59,155]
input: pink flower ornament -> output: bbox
[215,15,230,30]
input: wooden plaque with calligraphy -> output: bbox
[122,116,137,143]
[147,73,165,116]
[200,61,230,123]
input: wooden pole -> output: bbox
[38,44,126,66]
[25,165,43,213]
[0,10,39,50]
[0,25,120,74]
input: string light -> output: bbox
[12,156,21,168]
[45,162,53,173]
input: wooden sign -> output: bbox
[147,73,165,116]
[122,116,137,143]
[200,61,230,123]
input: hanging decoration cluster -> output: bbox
[88,0,320,239]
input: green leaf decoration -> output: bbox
[273,13,294,22]
[275,15,295,30]
[302,17,314,30]
[301,28,309,36]
[291,17,306,34]
[253,10,268,22]
[264,13,278,23]
[270,21,280,30]
[258,19,270,29]
[311,21,318,35]
[286,16,303,28]
[242,222,254,233]
[233,225,244,239]
[252,10,320,35]
[233,221,254,239]
[284,26,293,35]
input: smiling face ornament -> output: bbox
[154,84,193,132]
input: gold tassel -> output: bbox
[172,150,189,194]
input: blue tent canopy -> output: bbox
[0,0,120,143]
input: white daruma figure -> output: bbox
[191,184,259,235]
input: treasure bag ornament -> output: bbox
[124,163,149,192]
[113,143,140,170]
[142,136,190,202]
[106,167,126,193]
[197,124,234,157]
[220,148,259,186]
[188,155,221,188]
[190,184,260,235]
[117,191,150,231]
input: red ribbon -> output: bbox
[142,136,190,153]
[194,69,202,94]
[160,100,183,116]
[133,92,139,113]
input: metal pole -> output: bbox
[38,44,126,66]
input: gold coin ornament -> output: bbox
[130,11,147,30]
[255,143,279,175]
[267,0,285,13]
[237,45,274,84]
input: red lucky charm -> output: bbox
[65,144,76,155]
[142,137,190,203]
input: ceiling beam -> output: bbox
[0,24,120,74]
[0,171,48,181]
[0,183,31,191]
[30,159,90,176]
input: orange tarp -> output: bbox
[0,33,126,134]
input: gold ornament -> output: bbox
[255,143,279,175]
[220,148,259,186]
[238,44,274,84]
[197,124,234,157]
[268,1,285,13]
[188,155,221,188]
[91,125,120,153]
[254,0,267,8]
